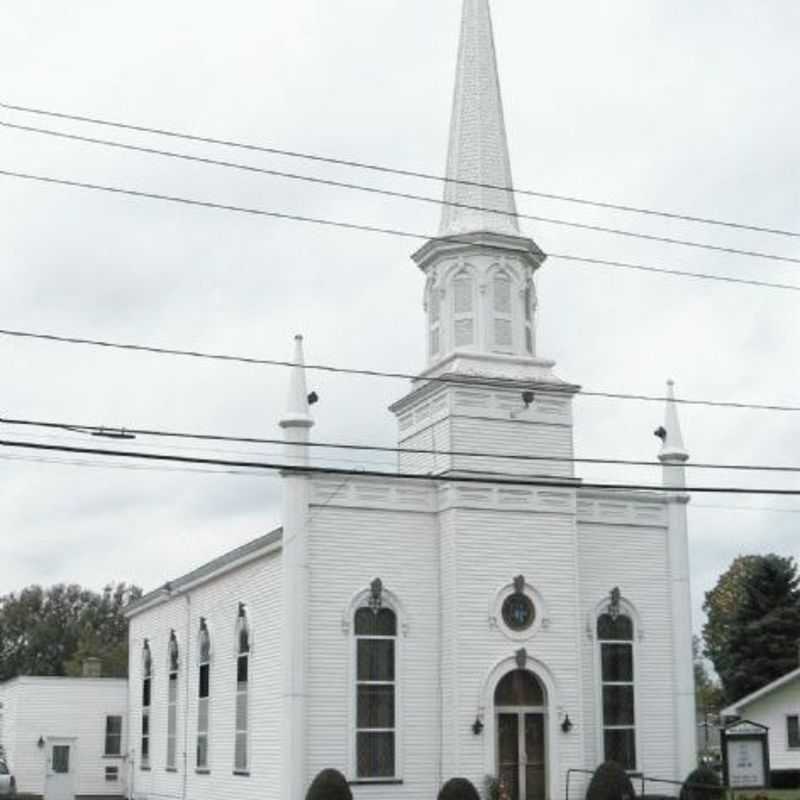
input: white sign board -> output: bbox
[727,739,766,788]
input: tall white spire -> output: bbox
[439,0,520,237]
[658,379,689,465]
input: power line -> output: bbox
[2,167,799,294]
[1,326,799,413]
[692,503,800,514]
[4,414,800,474]
[6,450,799,513]
[3,118,799,267]
[1,100,797,240]
[1,437,799,495]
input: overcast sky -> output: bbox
[1,0,799,635]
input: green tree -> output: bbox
[693,635,724,714]
[703,554,800,703]
[0,582,141,680]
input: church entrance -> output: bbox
[495,669,547,800]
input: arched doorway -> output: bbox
[495,669,547,800]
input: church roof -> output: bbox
[722,665,800,716]
[439,0,520,237]
[125,526,283,617]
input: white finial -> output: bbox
[439,0,519,237]
[658,379,689,463]
[279,335,314,432]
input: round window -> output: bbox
[501,591,536,631]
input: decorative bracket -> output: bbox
[513,574,525,594]
[515,647,527,669]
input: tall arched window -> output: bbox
[492,271,513,350]
[141,640,152,770]
[234,604,250,773]
[452,271,475,348]
[429,285,441,357]
[597,610,636,770]
[196,619,211,771]
[354,604,397,779]
[524,281,534,354]
[166,631,179,769]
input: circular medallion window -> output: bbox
[501,591,536,632]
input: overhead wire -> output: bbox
[1,168,799,293]
[3,414,800,474]
[1,437,799,495]
[2,118,799,266]
[1,100,797,239]
[1,327,799,413]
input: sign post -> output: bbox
[722,720,770,790]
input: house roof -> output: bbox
[722,665,800,716]
[125,526,283,617]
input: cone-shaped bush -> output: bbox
[305,768,353,800]
[585,761,636,800]
[438,777,481,800]
[679,767,723,800]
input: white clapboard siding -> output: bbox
[127,549,281,800]
[730,682,800,772]
[578,519,677,780]
[306,505,441,799]
[0,676,127,798]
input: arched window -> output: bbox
[354,604,397,779]
[141,640,152,769]
[597,610,636,770]
[234,604,250,773]
[492,271,513,350]
[452,271,475,348]
[166,631,179,769]
[197,619,211,770]
[524,281,535,354]
[429,285,441,357]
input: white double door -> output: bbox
[496,709,547,800]
[44,738,76,800]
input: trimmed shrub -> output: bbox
[586,761,636,800]
[679,767,723,800]
[438,777,481,800]
[305,768,353,800]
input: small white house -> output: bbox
[0,676,128,800]
[723,667,800,779]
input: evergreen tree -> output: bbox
[704,555,800,702]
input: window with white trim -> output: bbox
[141,640,152,769]
[196,619,211,770]
[492,271,513,350]
[788,715,800,749]
[354,606,397,779]
[105,715,122,756]
[234,603,250,773]
[597,611,636,770]
[166,630,179,769]
[452,271,474,348]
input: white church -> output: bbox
[125,2,697,799]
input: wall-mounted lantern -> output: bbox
[37,736,45,749]
[561,714,574,733]
[472,716,484,736]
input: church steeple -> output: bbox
[440,0,519,237]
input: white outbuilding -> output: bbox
[0,675,127,800]
[125,2,697,799]
[723,667,800,782]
